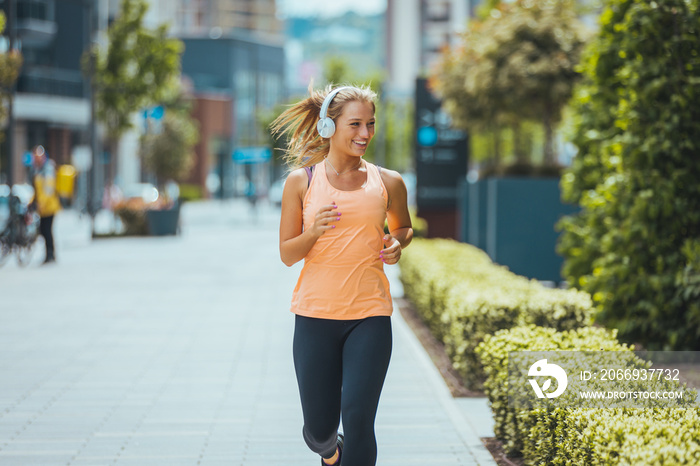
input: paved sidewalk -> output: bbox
[0,200,495,465]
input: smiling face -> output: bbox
[329,100,375,157]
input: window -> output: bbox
[16,0,54,22]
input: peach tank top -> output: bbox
[290,161,393,320]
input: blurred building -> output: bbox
[104,0,285,200]
[179,34,285,198]
[283,11,385,96]
[168,0,285,198]
[0,0,285,206]
[385,0,481,238]
[172,0,282,38]
[0,0,94,189]
[386,0,479,99]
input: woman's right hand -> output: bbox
[310,202,341,238]
[279,170,342,267]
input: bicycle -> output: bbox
[0,191,41,267]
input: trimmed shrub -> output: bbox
[113,199,149,236]
[400,238,495,339]
[476,324,698,463]
[178,183,204,202]
[475,324,629,455]
[556,408,700,465]
[400,238,594,389]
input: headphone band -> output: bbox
[319,86,353,120]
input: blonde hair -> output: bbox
[270,83,377,169]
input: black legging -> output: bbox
[293,315,392,466]
[39,215,55,261]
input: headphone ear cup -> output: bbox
[317,117,336,138]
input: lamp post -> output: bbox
[86,0,97,219]
[84,0,104,232]
[6,0,15,187]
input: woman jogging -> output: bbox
[272,84,413,466]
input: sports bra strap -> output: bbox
[304,166,314,187]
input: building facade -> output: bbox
[172,0,282,38]
[1,0,285,205]
[151,0,286,198]
[386,0,477,99]
[1,0,93,189]
[385,0,478,238]
[179,34,285,198]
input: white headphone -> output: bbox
[317,86,352,138]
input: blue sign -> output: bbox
[143,105,164,121]
[414,78,469,211]
[233,147,272,164]
[417,126,438,147]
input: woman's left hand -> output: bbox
[380,234,402,265]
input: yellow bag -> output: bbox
[56,164,76,199]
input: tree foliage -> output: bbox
[432,0,589,168]
[139,109,198,195]
[558,0,700,350]
[83,0,183,143]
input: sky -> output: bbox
[277,0,387,18]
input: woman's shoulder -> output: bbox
[376,165,404,189]
[284,165,318,200]
[286,167,309,188]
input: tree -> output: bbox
[432,0,589,170]
[83,0,183,178]
[431,22,506,166]
[0,12,22,143]
[558,0,700,350]
[139,109,198,201]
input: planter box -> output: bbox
[459,177,577,282]
[146,203,180,236]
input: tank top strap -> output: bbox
[304,166,313,187]
[366,162,388,205]
[307,160,385,199]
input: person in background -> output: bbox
[271,84,413,466]
[31,145,60,264]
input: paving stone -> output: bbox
[0,201,496,465]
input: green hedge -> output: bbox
[476,325,699,464]
[476,324,629,456]
[178,183,204,202]
[556,408,700,465]
[558,0,700,351]
[399,238,700,464]
[399,238,594,389]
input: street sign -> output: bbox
[414,78,469,209]
[417,126,438,147]
[233,147,272,164]
[143,105,164,121]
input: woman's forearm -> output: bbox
[391,226,413,249]
[280,227,321,267]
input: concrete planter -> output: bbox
[458,177,577,282]
[146,203,181,236]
